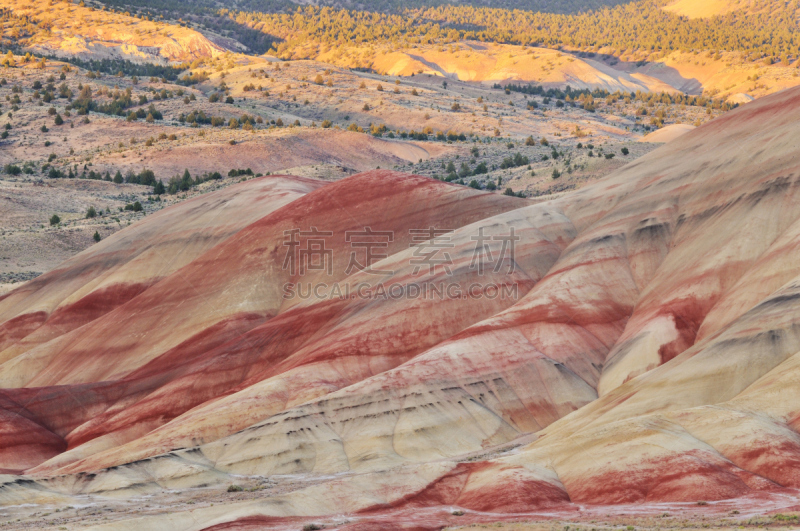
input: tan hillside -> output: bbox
[1,0,225,63]
[97,128,447,178]
[304,40,800,99]
[663,0,743,18]
[631,50,800,99]
[319,42,679,93]
[642,122,695,142]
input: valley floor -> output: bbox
[1,56,690,295]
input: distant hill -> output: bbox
[0,0,226,64]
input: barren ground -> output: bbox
[0,53,719,294]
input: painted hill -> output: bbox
[4,86,800,527]
[0,170,528,475]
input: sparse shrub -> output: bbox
[552,168,561,179]
[500,153,529,169]
[227,485,243,493]
[228,168,254,177]
[321,120,332,128]
[4,164,21,175]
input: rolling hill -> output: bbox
[1,0,225,64]
[2,82,800,530]
[3,0,800,528]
